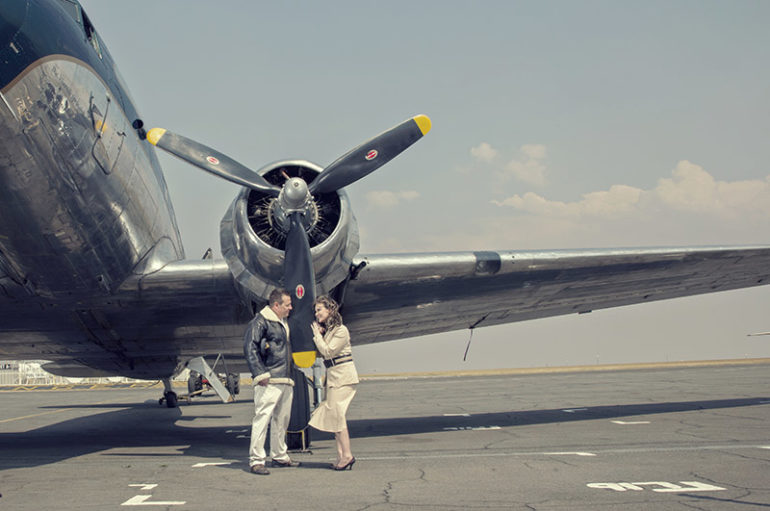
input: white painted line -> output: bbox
[443,413,471,417]
[225,429,249,434]
[128,484,158,491]
[236,435,249,439]
[359,444,768,462]
[121,495,186,506]
[191,462,234,468]
[362,451,595,461]
[651,481,726,493]
[545,452,596,457]
[562,408,588,413]
[443,426,501,431]
[612,420,651,425]
[588,481,726,493]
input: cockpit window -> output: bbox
[56,0,82,25]
[81,12,103,59]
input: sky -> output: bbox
[79,1,770,374]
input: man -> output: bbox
[243,288,301,475]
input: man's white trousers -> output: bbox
[249,382,293,467]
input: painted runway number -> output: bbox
[588,481,726,493]
[121,483,186,506]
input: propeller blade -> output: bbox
[284,212,317,367]
[146,128,281,195]
[308,114,431,194]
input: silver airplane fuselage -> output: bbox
[0,0,194,377]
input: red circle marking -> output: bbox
[295,285,305,299]
[365,149,378,161]
[206,156,220,165]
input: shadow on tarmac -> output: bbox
[1,395,766,471]
[348,397,769,437]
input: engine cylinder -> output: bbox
[220,160,359,305]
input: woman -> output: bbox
[308,295,359,470]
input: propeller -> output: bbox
[146,128,281,195]
[147,115,432,366]
[309,115,432,194]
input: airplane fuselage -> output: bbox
[0,0,183,302]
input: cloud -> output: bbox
[365,190,420,208]
[465,142,549,186]
[494,160,770,220]
[500,144,547,186]
[470,142,499,163]
[475,160,770,249]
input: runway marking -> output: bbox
[128,484,158,491]
[121,495,186,506]
[122,483,185,507]
[545,452,596,457]
[562,408,588,413]
[0,397,131,424]
[0,408,70,424]
[443,413,471,417]
[362,451,596,461]
[612,420,651,425]
[191,462,234,468]
[360,444,768,462]
[443,426,501,431]
[588,481,726,493]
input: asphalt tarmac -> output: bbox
[1,361,769,510]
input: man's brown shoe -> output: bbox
[250,465,270,475]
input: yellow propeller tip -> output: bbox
[146,128,167,146]
[293,351,316,368]
[414,114,432,135]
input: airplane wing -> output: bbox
[341,246,770,345]
[23,244,770,378]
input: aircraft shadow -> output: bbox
[345,397,769,439]
[0,396,765,471]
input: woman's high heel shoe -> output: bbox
[333,457,356,471]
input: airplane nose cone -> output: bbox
[282,177,310,210]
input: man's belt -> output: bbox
[324,355,353,368]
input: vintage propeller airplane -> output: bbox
[3,0,770,430]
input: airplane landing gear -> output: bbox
[159,391,178,408]
[159,378,178,408]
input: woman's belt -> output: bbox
[324,355,353,368]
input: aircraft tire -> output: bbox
[225,373,239,397]
[188,372,203,394]
[164,391,178,408]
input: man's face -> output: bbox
[272,295,293,319]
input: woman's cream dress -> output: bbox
[308,324,359,432]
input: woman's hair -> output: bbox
[313,295,342,330]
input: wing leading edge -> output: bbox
[341,246,770,345]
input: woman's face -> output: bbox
[314,303,330,323]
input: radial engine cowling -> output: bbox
[220,160,359,304]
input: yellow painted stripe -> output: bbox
[413,114,432,135]
[146,128,167,146]
[0,408,69,424]
[293,351,316,368]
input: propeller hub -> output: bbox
[270,177,317,235]
[280,177,310,212]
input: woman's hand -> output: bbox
[311,321,323,337]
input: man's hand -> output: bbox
[257,378,269,387]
